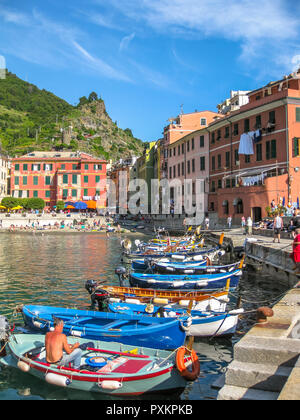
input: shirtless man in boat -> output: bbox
[45,318,82,369]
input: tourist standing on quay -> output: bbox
[227,216,232,229]
[246,216,253,235]
[273,213,284,243]
[291,228,300,274]
[241,216,246,229]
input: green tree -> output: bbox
[27,198,45,210]
[56,200,65,211]
[1,197,20,209]
[88,92,98,102]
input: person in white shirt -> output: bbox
[227,216,232,229]
[205,217,209,230]
[246,217,253,235]
[273,213,283,243]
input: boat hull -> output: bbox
[109,303,241,338]
[89,285,230,312]
[129,271,242,291]
[0,334,188,396]
[22,305,186,350]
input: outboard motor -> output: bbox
[85,280,98,296]
[144,257,154,271]
[0,315,10,357]
[115,267,127,287]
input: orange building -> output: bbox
[11,151,107,209]
[161,110,221,180]
[208,70,300,223]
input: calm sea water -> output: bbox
[0,232,289,400]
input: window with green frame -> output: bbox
[84,164,89,170]
[45,176,51,185]
[95,175,100,183]
[84,175,88,183]
[266,139,277,159]
[61,164,66,170]
[83,189,88,196]
[72,174,77,184]
[33,176,38,186]
[45,190,51,198]
[72,189,77,198]
[33,191,38,198]
[15,164,20,171]
[23,164,28,171]
[296,108,300,123]
[63,189,68,198]
[23,176,27,186]
[15,176,19,185]
[63,174,68,184]
[293,138,300,157]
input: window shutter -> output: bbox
[293,138,299,157]
[296,108,300,122]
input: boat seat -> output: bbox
[111,359,152,374]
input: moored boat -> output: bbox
[129,269,242,290]
[0,333,193,396]
[22,305,187,350]
[108,301,245,338]
[143,257,245,275]
[85,281,231,312]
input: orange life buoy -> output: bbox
[176,346,200,381]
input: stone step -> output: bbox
[234,336,300,367]
[217,385,279,401]
[225,360,292,392]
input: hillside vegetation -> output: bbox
[0,71,144,160]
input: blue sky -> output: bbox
[0,0,300,142]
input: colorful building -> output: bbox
[167,128,210,215]
[208,69,300,223]
[11,151,107,209]
[107,156,138,213]
[0,152,10,200]
[160,110,221,183]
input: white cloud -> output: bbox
[0,6,132,82]
[104,0,300,77]
[72,41,132,82]
[119,33,136,52]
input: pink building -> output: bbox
[167,128,210,216]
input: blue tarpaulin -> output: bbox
[74,202,88,210]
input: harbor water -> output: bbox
[0,232,289,400]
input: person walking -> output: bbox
[246,216,253,235]
[241,216,246,228]
[227,215,232,229]
[290,228,300,274]
[273,212,283,243]
[205,216,210,230]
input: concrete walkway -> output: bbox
[217,286,300,400]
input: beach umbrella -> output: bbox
[65,202,75,207]
[282,197,285,207]
[66,205,75,209]
[11,206,23,210]
[297,197,300,209]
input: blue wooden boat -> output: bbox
[109,302,244,338]
[150,258,244,275]
[128,269,242,290]
[22,305,187,350]
[121,234,226,263]
[131,257,207,271]
[0,333,191,396]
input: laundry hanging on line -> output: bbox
[238,129,262,155]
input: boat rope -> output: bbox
[230,290,288,306]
